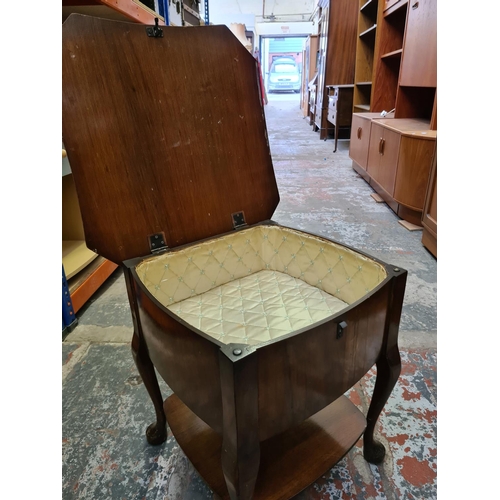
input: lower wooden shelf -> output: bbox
[62,240,98,279]
[165,394,366,500]
[68,255,118,313]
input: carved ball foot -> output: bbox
[146,422,167,445]
[363,440,386,464]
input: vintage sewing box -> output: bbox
[62,14,407,500]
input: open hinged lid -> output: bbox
[62,14,279,264]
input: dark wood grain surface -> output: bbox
[219,349,260,499]
[135,281,224,434]
[62,15,279,263]
[256,283,390,442]
[324,0,358,86]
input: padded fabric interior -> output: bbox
[168,270,349,345]
[136,225,387,345]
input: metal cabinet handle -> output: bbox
[412,1,419,9]
[357,127,362,139]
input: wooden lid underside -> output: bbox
[62,15,279,263]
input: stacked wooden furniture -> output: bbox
[300,35,318,118]
[349,0,437,226]
[63,15,408,500]
[313,0,358,140]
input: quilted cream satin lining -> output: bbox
[168,270,349,345]
[136,225,386,344]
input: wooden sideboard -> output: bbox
[351,115,436,225]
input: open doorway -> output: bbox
[260,36,307,101]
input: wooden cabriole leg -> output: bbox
[364,269,407,464]
[364,345,401,463]
[219,345,260,500]
[124,267,167,446]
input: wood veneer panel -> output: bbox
[257,284,389,442]
[349,114,373,169]
[325,0,359,85]
[62,15,279,263]
[399,0,437,87]
[165,393,366,500]
[393,136,435,209]
[371,3,407,112]
[136,285,224,434]
[395,86,436,120]
[367,123,400,196]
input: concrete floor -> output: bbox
[63,93,437,499]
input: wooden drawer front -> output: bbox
[393,136,435,210]
[367,123,400,196]
[349,114,372,169]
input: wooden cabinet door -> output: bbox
[367,123,400,196]
[367,122,384,179]
[393,136,435,209]
[378,127,400,196]
[399,0,437,87]
[349,114,372,169]
[422,151,437,233]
